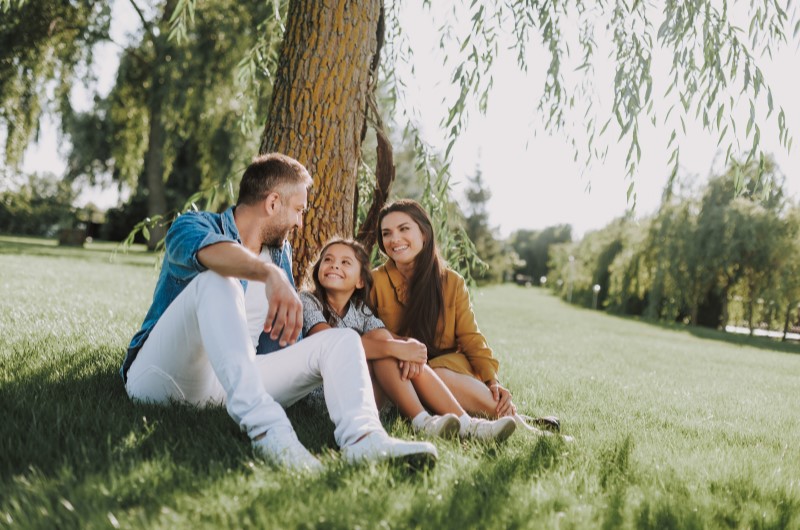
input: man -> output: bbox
[121,153,436,472]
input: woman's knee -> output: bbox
[433,367,454,381]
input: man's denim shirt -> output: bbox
[120,206,298,382]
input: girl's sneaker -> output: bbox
[461,416,517,442]
[413,413,461,438]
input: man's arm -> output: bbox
[197,241,302,346]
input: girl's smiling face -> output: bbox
[317,243,365,294]
[380,211,425,268]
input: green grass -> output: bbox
[2,236,800,529]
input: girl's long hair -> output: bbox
[308,238,375,326]
[377,199,444,352]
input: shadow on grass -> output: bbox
[652,318,800,356]
[599,309,800,356]
[0,346,342,526]
[0,351,341,476]
[0,235,156,267]
[401,437,563,528]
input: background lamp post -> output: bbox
[567,255,575,304]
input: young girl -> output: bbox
[300,238,517,441]
[371,199,562,435]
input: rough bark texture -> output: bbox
[355,103,395,254]
[144,73,167,251]
[142,2,175,251]
[259,0,382,284]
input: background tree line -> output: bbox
[546,159,800,340]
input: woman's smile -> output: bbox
[381,212,425,267]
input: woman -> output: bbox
[370,199,559,431]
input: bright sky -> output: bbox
[20,1,800,238]
[394,2,800,237]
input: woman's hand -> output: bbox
[390,338,428,364]
[487,380,517,417]
[398,360,424,381]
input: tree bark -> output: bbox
[142,2,174,251]
[144,87,167,251]
[259,0,382,283]
[783,301,795,342]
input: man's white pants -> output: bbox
[125,270,383,448]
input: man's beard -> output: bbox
[260,223,292,248]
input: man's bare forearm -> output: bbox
[196,241,282,283]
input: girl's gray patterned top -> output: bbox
[300,291,385,336]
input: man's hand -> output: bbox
[488,380,517,417]
[195,242,302,346]
[262,265,302,347]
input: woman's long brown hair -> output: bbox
[377,200,444,353]
[308,238,375,326]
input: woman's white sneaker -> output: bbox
[461,416,517,442]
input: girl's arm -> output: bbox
[361,328,428,363]
[306,322,332,335]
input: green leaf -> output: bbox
[767,89,774,117]
[717,125,729,146]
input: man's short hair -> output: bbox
[237,153,313,206]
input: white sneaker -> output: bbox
[513,414,574,442]
[342,432,438,469]
[413,413,461,438]
[252,427,324,473]
[461,416,517,443]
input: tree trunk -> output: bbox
[783,301,795,342]
[142,4,174,251]
[144,91,167,251]
[259,0,382,283]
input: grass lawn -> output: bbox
[2,235,799,529]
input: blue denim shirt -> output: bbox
[254,245,299,355]
[121,206,299,382]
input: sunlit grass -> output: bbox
[1,238,799,528]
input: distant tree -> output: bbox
[462,167,518,283]
[0,0,110,166]
[724,199,787,334]
[64,0,279,248]
[688,158,786,327]
[775,208,800,341]
[582,156,796,333]
[605,221,651,316]
[0,172,76,236]
[510,225,572,283]
[548,219,631,308]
